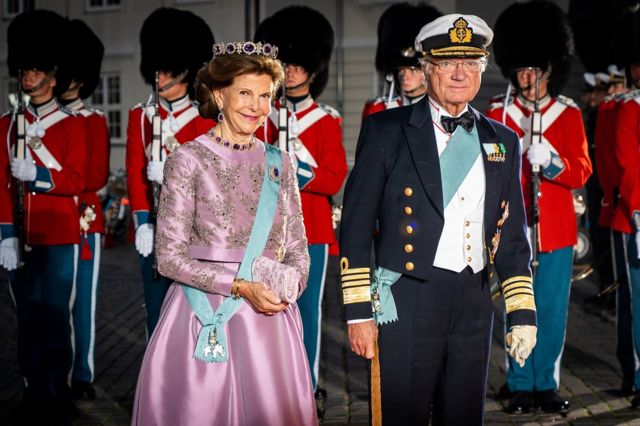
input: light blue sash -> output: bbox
[439,125,481,208]
[371,266,402,325]
[182,143,282,363]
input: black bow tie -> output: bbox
[440,111,474,134]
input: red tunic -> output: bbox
[594,96,623,230]
[74,104,110,234]
[125,97,215,227]
[487,95,592,252]
[263,97,347,246]
[613,90,640,234]
[361,97,401,121]
[0,100,87,245]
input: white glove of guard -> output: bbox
[0,237,18,271]
[135,223,154,257]
[506,325,537,367]
[526,143,552,168]
[10,149,37,182]
[636,231,640,260]
[146,160,164,185]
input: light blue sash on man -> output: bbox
[182,143,282,363]
[439,124,481,208]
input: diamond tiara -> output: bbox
[212,42,279,60]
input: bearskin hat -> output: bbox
[493,0,574,97]
[140,8,214,98]
[254,6,334,99]
[7,10,72,97]
[375,2,442,76]
[61,19,105,100]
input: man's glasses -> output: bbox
[422,59,487,73]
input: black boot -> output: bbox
[533,390,570,413]
[505,391,532,414]
[315,387,327,419]
[631,391,640,409]
[72,380,97,400]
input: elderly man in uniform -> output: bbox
[340,14,537,425]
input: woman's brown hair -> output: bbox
[195,54,284,119]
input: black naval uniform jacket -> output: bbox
[339,96,536,328]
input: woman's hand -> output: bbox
[236,279,288,315]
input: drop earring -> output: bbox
[217,111,224,122]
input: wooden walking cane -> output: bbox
[371,340,382,426]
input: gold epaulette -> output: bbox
[340,257,371,304]
[501,275,535,313]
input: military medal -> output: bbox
[28,136,42,150]
[164,135,179,152]
[372,289,382,313]
[203,328,225,358]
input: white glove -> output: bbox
[135,223,154,257]
[526,143,551,168]
[506,325,537,367]
[0,237,18,271]
[146,161,164,185]
[636,231,640,260]
[11,150,37,182]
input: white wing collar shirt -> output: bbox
[429,97,486,273]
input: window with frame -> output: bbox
[86,0,121,12]
[3,0,34,19]
[90,73,123,144]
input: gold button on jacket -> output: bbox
[406,225,413,234]
[404,206,413,215]
[405,262,414,271]
[404,187,413,197]
[404,244,414,253]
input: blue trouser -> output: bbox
[615,231,640,389]
[9,244,77,404]
[73,233,101,383]
[507,246,573,392]
[613,231,636,388]
[139,253,172,336]
[297,243,328,390]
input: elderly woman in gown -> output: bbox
[131,42,317,426]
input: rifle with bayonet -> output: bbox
[13,70,27,269]
[529,69,543,278]
[150,71,162,279]
[278,76,289,152]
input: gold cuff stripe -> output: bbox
[501,275,532,287]
[341,280,370,288]
[504,291,535,300]
[503,285,534,297]
[341,273,370,282]
[504,294,536,314]
[429,46,488,56]
[502,280,532,290]
[342,267,370,275]
[343,287,372,304]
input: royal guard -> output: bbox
[254,5,347,411]
[0,10,87,423]
[486,1,592,414]
[126,8,215,335]
[56,18,110,401]
[361,2,441,119]
[611,5,640,408]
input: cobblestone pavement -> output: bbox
[1,243,640,425]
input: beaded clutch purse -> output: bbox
[252,256,300,303]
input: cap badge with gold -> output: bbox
[450,17,473,44]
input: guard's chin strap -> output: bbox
[158,69,188,93]
[22,68,57,95]
[285,72,316,93]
